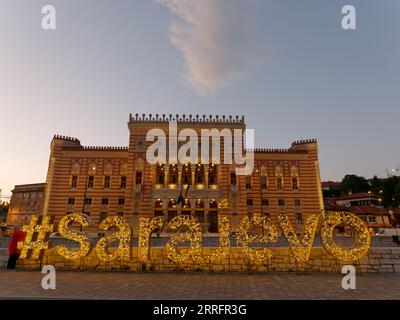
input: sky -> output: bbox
[0,0,399,199]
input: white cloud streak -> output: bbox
[157,0,266,96]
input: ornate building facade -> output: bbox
[9,114,324,235]
[7,183,46,225]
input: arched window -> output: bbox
[195,164,205,185]
[169,163,178,185]
[155,163,165,185]
[182,164,192,185]
[208,164,217,186]
[245,176,251,189]
[290,165,299,190]
[275,165,283,191]
[154,199,163,217]
[167,199,177,222]
[181,199,191,215]
[260,165,267,190]
[194,199,205,223]
[208,200,219,233]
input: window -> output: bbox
[276,177,283,190]
[118,198,125,206]
[67,198,75,205]
[104,176,111,188]
[261,199,269,206]
[247,199,253,213]
[208,164,217,185]
[275,165,283,190]
[292,177,299,190]
[245,176,251,189]
[154,199,163,217]
[296,213,303,225]
[84,212,91,216]
[290,165,299,190]
[156,164,165,185]
[117,212,124,217]
[168,164,178,184]
[369,216,376,223]
[100,212,107,222]
[71,176,78,188]
[194,199,205,223]
[260,176,267,190]
[120,176,127,188]
[195,164,205,184]
[101,198,109,205]
[135,172,143,185]
[230,172,236,185]
[182,164,192,185]
[87,176,94,188]
[84,198,92,205]
[294,199,301,207]
[278,199,285,207]
[208,200,218,233]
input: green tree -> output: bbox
[0,201,8,223]
[340,174,370,195]
[382,176,400,207]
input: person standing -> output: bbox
[7,225,26,269]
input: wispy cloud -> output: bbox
[157,0,266,96]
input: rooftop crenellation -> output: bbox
[63,146,128,151]
[129,113,245,124]
[291,139,317,146]
[246,148,307,154]
[53,134,81,143]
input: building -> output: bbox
[7,183,46,225]
[324,192,398,233]
[8,114,324,234]
[332,192,381,207]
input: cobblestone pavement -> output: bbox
[0,270,399,300]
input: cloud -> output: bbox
[157,0,266,96]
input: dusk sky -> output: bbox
[0,0,399,198]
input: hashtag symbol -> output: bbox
[18,215,54,259]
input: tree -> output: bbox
[0,201,9,223]
[382,176,400,207]
[340,174,370,195]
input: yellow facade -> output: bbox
[12,114,324,235]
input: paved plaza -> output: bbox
[0,270,399,299]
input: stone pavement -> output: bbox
[0,270,399,300]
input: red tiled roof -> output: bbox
[325,204,400,216]
[331,192,376,201]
